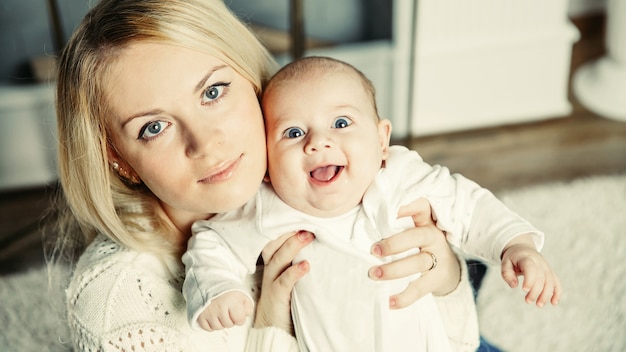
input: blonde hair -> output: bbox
[263,56,380,119]
[52,0,277,260]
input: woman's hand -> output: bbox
[368,198,461,309]
[254,231,314,334]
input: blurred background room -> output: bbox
[1,1,624,351]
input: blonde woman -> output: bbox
[52,0,474,350]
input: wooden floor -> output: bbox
[1,14,624,274]
[0,185,57,273]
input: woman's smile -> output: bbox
[198,155,243,184]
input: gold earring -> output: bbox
[112,161,140,184]
[111,161,128,177]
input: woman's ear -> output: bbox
[106,143,120,167]
[106,143,141,184]
[377,118,392,159]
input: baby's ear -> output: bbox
[378,118,392,159]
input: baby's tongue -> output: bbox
[310,165,338,182]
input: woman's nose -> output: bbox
[185,120,223,159]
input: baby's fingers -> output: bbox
[534,281,553,308]
[501,259,519,288]
[197,317,214,332]
[521,273,544,305]
[229,300,254,326]
[551,275,563,305]
[198,314,226,331]
[535,273,562,307]
[514,257,546,304]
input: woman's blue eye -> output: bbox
[284,127,305,139]
[201,83,228,104]
[138,120,168,140]
[333,116,352,129]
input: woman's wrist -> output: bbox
[246,326,299,352]
[253,303,295,336]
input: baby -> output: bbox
[183,56,559,351]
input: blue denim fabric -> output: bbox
[477,336,502,352]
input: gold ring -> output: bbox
[423,250,437,271]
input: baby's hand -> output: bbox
[501,240,562,307]
[197,291,253,331]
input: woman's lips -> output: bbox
[198,155,242,183]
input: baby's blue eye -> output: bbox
[139,120,168,140]
[284,127,305,139]
[333,116,352,129]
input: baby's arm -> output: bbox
[381,147,561,307]
[457,191,561,306]
[196,291,254,331]
[441,184,561,306]
[183,216,267,331]
[500,234,562,307]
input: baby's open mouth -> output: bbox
[309,165,344,182]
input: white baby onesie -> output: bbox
[183,146,543,351]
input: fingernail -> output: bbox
[369,266,383,279]
[298,231,313,241]
[297,261,309,271]
[389,297,397,309]
[371,244,382,257]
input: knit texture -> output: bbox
[66,235,284,351]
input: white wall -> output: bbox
[408,0,580,136]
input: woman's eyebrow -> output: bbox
[194,65,228,94]
[122,109,164,128]
[121,65,229,127]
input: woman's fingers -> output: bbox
[397,198,435,227]
[371,215,461,300]
[264,231,313,290]
[368,250,437,280]
[274,260,310,296]
[371,226,438,257]
[370,198,463,307]
[254,231,313,331]
[261,232,294,264]
[389,271,437,309]
[263,231,313,270]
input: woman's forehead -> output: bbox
[104,43,230,112]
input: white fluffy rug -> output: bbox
[477,173,626,352]
[1,174,625,351]
[0,264,71,351]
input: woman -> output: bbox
[50,0,477,350]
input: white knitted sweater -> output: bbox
[66,235,299,351]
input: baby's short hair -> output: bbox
[263,56,379,118]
